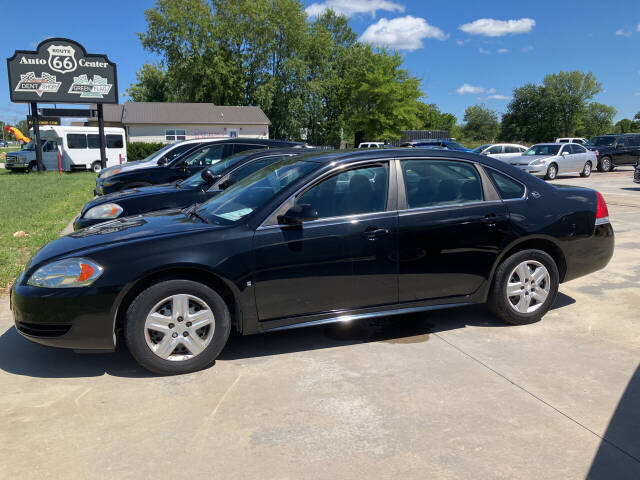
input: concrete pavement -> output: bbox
[0,167,638,479]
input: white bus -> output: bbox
[5,126,126,173]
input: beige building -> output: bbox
[89,102,270,143]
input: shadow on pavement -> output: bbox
[0,293,575,378]
[587,364,640,479]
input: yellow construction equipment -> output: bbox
[5,125,30,143]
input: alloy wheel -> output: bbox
[144,294,215,361]
[547,165,557,180]
[505,260,551,314]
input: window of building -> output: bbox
[166,129,187,141]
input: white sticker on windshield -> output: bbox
[218,208,253,221]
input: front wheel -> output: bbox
[125,279,231,375]
[544,163,558,180]
[488,249,559,325]
[580,161,592,177]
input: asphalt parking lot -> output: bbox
[0,167,638,479]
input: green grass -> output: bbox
[0,171,96,291]
[1,146,21,154]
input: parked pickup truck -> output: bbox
[587,134,640,172]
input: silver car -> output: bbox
[506,143,597,180]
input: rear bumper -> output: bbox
[10,283,119,351]
[563,222,615,282]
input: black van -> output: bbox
[587,134,640,172]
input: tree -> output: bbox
[126,63,170,102]
[500,84,560,143]
[416,103,457,133]
[462,104,499,141]
[345,45,423,142]
[580,102,616,137]
[543,71,602,136]
[615,119,634,133]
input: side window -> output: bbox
[617,137,629,147]
[504,146,519,154]
[87,134,100,149]
[629,135,640,146]
[67,134,87,149]
[560,145,571,155]
[296,163,389,220]
[486,169,525,200]
[401,159,483,209]
[226,156,286,187]
[488,145,503,154]
[44,141,58,152]
[106,135,124,149]
[183,144,225,167]
[558,139,568,143]
[519,147,527,153]
[232,143,262,155]
[574,145,586,153]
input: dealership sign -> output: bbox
[7,38,118,104]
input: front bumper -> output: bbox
[11,283,119,351]
[512,163,546,176]
[5,162,27,170]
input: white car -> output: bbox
[506,143,597,180]
[358,142,385,148]
[471,143,528,160]
[555,137,588,145]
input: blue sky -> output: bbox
[1,0,639,126]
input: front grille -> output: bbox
[16,321,71,337]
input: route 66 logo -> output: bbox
[47,44,78,74]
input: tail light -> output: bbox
[595,191,609,225]
[594,150,599,156]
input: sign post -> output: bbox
[6,38,118,173]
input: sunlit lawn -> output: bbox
[0,170,95,291]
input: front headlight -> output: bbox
[530,159,547,165]
[27,258,104,288]
[84,203,123,220]
[101,168,121,178]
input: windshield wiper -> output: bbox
[183,203,208,223]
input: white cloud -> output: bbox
[634,92,640,96]
[521,45,534,52]
[497,48,509,54]
[478,47,490,54]
[637,23,640,32]
[486,88,496,94]
[459,18,535,37]
[488,94,510,100]
[457,84,486,95]
[456,39,469,46]
[306,0,404,18]
[359,16,448,50]
[616,28,632,37]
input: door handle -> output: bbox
[361,226,390,240]
[482,213,499,227]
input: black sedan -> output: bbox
[74,148,309,230]
[94,138,304,195]
[11,149,614,375]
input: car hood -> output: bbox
[27,209,216,270]
[100,159,159,176]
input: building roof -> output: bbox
[91,102,270,126]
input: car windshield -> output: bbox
[195,157,318,225]
[138,143,176,163]
[472,144,491,153]
[589,136,616,147]
[524,145,560,156]
[178,151,262,188]
[22,141,42,151]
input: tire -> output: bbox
[91,161,102,174]
[26,162,38,173]
[598,156,612,172]
[488,249,559,325]
[544,163,558,180]
[580,161,592,177]
[125,279,231,375]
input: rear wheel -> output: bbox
[91,161,102,174]
[488,249,559,325]
[544,163,558,180]
[580,161,592,177]
[125,279,231,375]
[599,156,612,172]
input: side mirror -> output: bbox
[562,151,569,156]
[157,157,168,166]
[201,169,222,184]
[278,204,318,225]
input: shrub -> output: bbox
[126,142,165,161]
